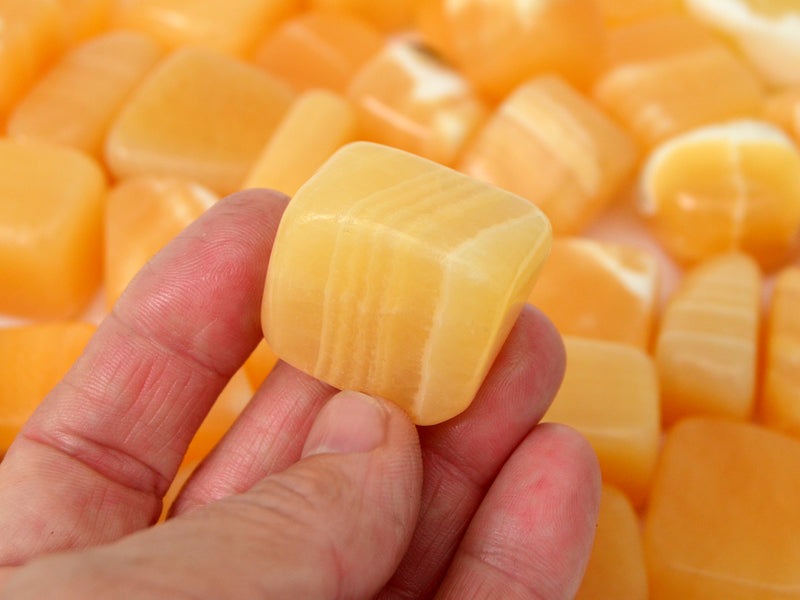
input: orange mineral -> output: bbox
[638,120,800,270]
[416,0,604,100]
[347,41,487,167]
[0,0,65,118]
[112,0,300,57]
[253,10,383,93]
[104,176,218,308]
[263,142,552,425]
[763,85,800,144]
[459,75,638,234]
[0,139,106,319]
[542,336,660,506]
[528,238,659,350]
[593,16,764,149]
[655,252,761,426]
[105,47,294,195]
[595,0,683,27]
[55,0,113,43]
[0,321,96,455]
[308,0,418,31]
[645,418,800,600]
[242,340,279,390]
[575,485,648,600]
[760,267,800,436]
[7,31,162,158]
[243,89,356,197]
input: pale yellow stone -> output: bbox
[263,142,552,425]
[243,89,356,197]
[543,336,660,506]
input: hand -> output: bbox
[0,190,600,599]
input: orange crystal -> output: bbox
[575,485,648,600]
[638,120,800,270]
[308,0,418,31]
[542,336,660,506]
[593,16,764,149]
[243,89,356,197]
[528,237,659,350]
[760,267,800,436]
[0,321,96,455]
[242,340,279,390]
[0,139,106,319]
[655,252,761,425]
[105,47,294,195]
[645,418,800,600]
[459,75,638,234]
[253,10,383,93]
[7,31,162,158]
[595,0,684,26]
[104,176,217,308]
[263,142,552,425]
[0,0,65,118]
[112,0,300,57]
[416,0,604,100]
[56,0,113,43]
[347,41,487,167]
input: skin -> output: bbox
[0,189,600,599]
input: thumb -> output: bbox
[1,391,423,600]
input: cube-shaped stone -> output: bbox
[8,31,162,158]
[542,336,660,506]
[262,142,552,425]
[655,252,761,426]
[0,139,106,319]
[529,238,659,350]
[459,75,638,234]
[105,47,294,195]
[347,41,488,167]
[645,419,800,600]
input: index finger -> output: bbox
[0,189,286,565]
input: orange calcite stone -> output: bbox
[309,0,417,30]
[242,340,279,390]
[0,139,106,319]
[263,142,552,425]
[105,47,294,195]
[542,336,660,506]
[253,10,383,93]
[639,120,800,269]
[416,0,604,100]
[645,418,800,600]
[459,75,638,234]
[595,0,683,26]
[528,238,659,350]
[0,321,96,455]
[183,369,252,464]
[243,89,356,197]
[575,485,648,600]
[760,267,800,436]
[160,459,197,521]
[0,0,65,117]
[593,16,764,149]
[763,86,800,143]
[347,41,487,167]
[104,176,217,308]
[655,252,761,426]
[112,0,299,56]
[7,31,162,158]
[56,0,113,43]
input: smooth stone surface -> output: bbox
[263,142,552,425]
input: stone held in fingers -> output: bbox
[262,142,552,425]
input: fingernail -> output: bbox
[302,391,388,457]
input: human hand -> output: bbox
[0,190,600,599]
